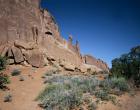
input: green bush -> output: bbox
[11,69,21,76]
[110,77,128,91]
[0,56,7,71]
[0,73,10,89]
[111,45,140,86]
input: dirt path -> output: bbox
[0,65,49,110]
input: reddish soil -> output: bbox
[97,91,140,110]
[0,65,140,110]
[0,65,49,110]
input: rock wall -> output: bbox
[0,0,82,67]
[0,0,42,45]
[0,0,109,72]
[83,55,109,71]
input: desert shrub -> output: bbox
[88,102,97,110]
[4,93,12,102]
[82,93,92,104]
[11,69,21,76]
[99,79,110,88]
[44,75,71,84]
[45,69,59,76]
[99,76,128,92]
[45,70,54,76]
[110,77,128,91]
[0,56,7,71]
[109,96,117,105]
[38,75,100,110]
[0,73,10,89]
[37,83,82,110]
[95,90,110,101]
[73,77,98,93]
[38,75,129,110]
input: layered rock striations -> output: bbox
[0,0,109,72]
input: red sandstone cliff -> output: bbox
[0,0,109,72]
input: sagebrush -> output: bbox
[37,73,129,110]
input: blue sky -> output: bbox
[41,0,140,67]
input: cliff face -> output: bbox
[0,0,41,44]
[83,55,109,71]
[0,0,109,72]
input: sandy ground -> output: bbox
[0,65,140,110]
[97,91,140,110]
[0,65,49,110]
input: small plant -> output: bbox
[99,79,111,92]
[11,69,21,76]
[95,90,109,101]
[88,102,97,110]
[109,96,117,105]
[0,56,7,71]
[0,73,10,89]
[82,93,92,104]
[45,69,58,76]
[4,93,12,102]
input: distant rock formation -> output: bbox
[0,0,109,72]
[83,55,109,71]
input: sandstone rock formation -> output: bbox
[0,0,109,72]
[83,55,109,71]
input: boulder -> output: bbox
[11,46,24,63]
[47,55,56,61]
[64,63,75,71]
[7,59,15,64]
[79,65,87,73]
[59,59,65,67]
[24,49,45,68]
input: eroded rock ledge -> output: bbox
[0,0,109,73]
